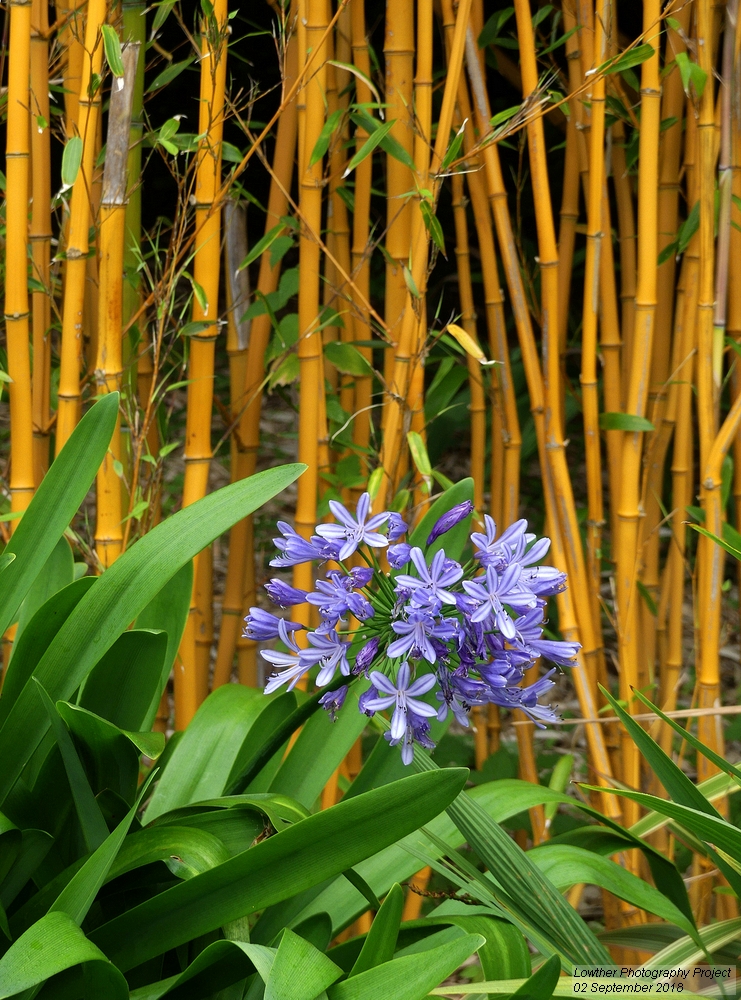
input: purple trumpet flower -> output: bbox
[462,563,537,638]
[427,500,474,546]
[354,636,381,675]
[395,548,463,606]
[388,608,457,663]
[350,566,374,588]
[319,684,349,721]
[513,607,580,667]
[365,662,438,740]
[299,628,352,686]
[359,685,380,717]
[270,522,325,568]
[471,516,529,571]
[244,608,304,641]
[314,492,389,561]
[306,571,374,625]
[388,543,412,569]
[264,579,308,607]
[387,512,409,541]
[384,710,436,764]
[262,620,310,693]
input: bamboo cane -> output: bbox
[30,0,52,485]
[57,0,85,137]
[5,0,35,519]
[614,0,661,824]
[465,25,619,818]
[95,43,139,569]
[612,118,636,410]
[383,0,415,390]
[56,0,108,455]
[175,0,229,728]
[730,11,741,621]
[292,0,329,610]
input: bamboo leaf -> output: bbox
[675,52,707,98]
[151,0,177,35]
[598,412,654,432]
[420,200,446,254]
[61,136,83,189]
[330,61,382,108]
[239,223,286,271]
[324,341,374,377]
[601,43,655,76]
[689,523,741,561]
[407,431,432,478]
[446,323,486,362]
[101,25,124,78]
[440,121,466,173]
[146,57,194,92]
[310,108,344,167]
[180,320,215,337]
[344,120,396,177]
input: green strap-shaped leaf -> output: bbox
[0,911,128,999]
[129,940,278,1000]
[90,769,467,972]
[0,393,118,639]
[512,954,561,999]
[15,536,74,643]
[0,828,53,910]
[349,883,403,977]
[329,933,483,1000]
[265,928,342,1000]
[0,463,305,807]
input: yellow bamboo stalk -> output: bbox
[56,0,107,454]
[29,0,52,485]
[349,0,373,471]
[614,0,662,824]
[374,0,472,505]
[465,24,619,818]
[175,0,229,728]
[383,0,415,389]
[5,0,35,519]
[730,14,741,618]
[292,0,329,611]
[57,0,85,137]
[94,43,140,569]
[612,119,636,409]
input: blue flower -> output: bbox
[270,522,325,568]
[314,492,389,561]
[395,548,463,605]
[262,620,309,693]
[462,563,536,638]
[319,685,348,721]
[513,607,580,666]
[365,662,438,740]
[354,636,381,675]
[388,607,457,663]
[427,500,474,545]
[471,516,528,570]
[384,709,436,764]
[388,542,412,568]
[299,629,352,686]
[387,512,409,541]
[264,579,308,607]
[244,608,304,641]
[306,571,375,626]
[350,566,374,588]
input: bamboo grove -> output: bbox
[2,0,741,901]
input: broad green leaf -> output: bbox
[265,928,342,1000]
[513,954,560,999]
[90,769,468,971]
[324,341,374,377]
[154,806,264,859]
[144,686,294,823]
[15,536,74,643]
[329,933,484,1000]
[598,412,654,432]
[129,940,277,1000]
[311,108,344,166]
[34,680,109,853]
[155,792,309,833]
[0,911,128,999]
[269,683,369,809]
[134,560,192,728]
[0,815,20,888]
[239,223,286,271]
[61,136,83,189]
[0,828,53,909]
[544,753,573,826]
[349,883,403,977]
[408,480,474,562]
[527,845,697,939]
[0,394,118,639]
[109,824,230,881]
[0,463,305,806]
[78,629,170,735]
[49,773,154,926]
[645,917,741,969]
[101,24,124,77]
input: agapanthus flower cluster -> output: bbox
[244,492,580,764]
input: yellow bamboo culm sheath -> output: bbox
[56,0,108,455]
[292,0,330,611]
[5,0,35,520]
[29,0,52,485]
[175,0,228,729]
[94,44,140,570]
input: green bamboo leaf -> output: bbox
[101,25,124,78]
[151,0,177,35]
[344,120,396,177]
[0,912,128,999]
[239,223,285,271]
[406,431,432,478]
[675,52,707,98]
[0,463,305,807]
[0,394,117,641]
[311,108,344,166]
[689,523,741,561]
[440,122,466,172]
[90,769,468,971]
[349,883,403,977]
[61,136,83,189]
[601,43,655,76]
[324,341,374,377]
[146,57,193,92]
[599,412,654,432]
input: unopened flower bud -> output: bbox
[427,500,474,546]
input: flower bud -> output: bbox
[388,542,412,568]
[264,579,309,607]
[353,635,380,675]
[426,500,474,546]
